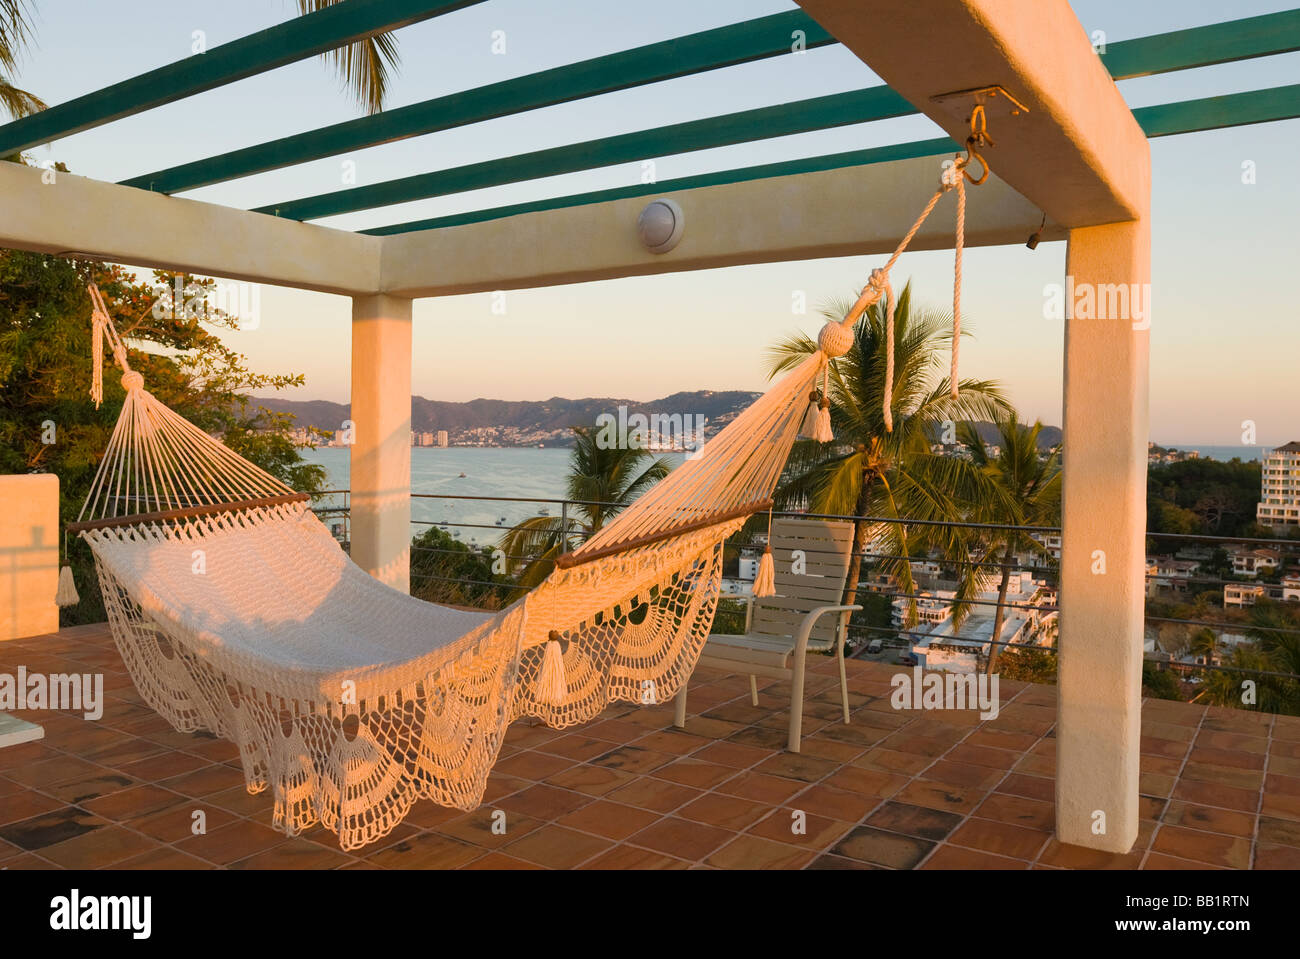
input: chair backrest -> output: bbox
[751,517,856,643]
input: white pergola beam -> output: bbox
[794,0,1149,227]
[0,162,382,295]
[379,157,1056,297]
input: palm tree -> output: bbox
[957,415,1061,675]
[1199,644,1299,715]
[499,425,673,594]
[766,280,1011,635]
[1189,627,1220,667]
[0,0,45,122]
[296,0,400,114]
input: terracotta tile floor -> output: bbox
[2,622,1299,870]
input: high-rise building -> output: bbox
[437,430,449,448]
[1257,441,1300,528]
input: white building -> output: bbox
[899,571,1057,672]
[1282,570,1300,602]
[1145,555,1201,595]
[1257,441,1300,528]
[1229,546,1281,578]
[1224,583,1266,608]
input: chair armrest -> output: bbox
[793,604,861,656]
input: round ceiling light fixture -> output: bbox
[636,198,684,254]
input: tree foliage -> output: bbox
[410,525,512,610]
[1147,459,1263,538]
[0,251,327,623]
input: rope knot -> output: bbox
[940,159,965,191]
[121,371,144,392]
[816,321,854,358]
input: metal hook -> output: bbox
[961,105,993,184]
[962,148,990,185]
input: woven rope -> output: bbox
[75,284,822,849]
[832,157,971,431]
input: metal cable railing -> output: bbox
[313,489,1300,692]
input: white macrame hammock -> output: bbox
[66,159,977,850]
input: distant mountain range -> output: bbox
[255,391,1063,450]
[949,422,1063,450]
[254,390,763,444]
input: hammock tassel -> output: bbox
[752,546,776,598]
[812,399,834,444]
[537,631,569,706]
[90,307,105,409]
[55,565,80,607]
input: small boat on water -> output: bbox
[457,472,467,478]
[538,507,550,516]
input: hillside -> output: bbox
[255,392,1063,450]
[253,390,762,445]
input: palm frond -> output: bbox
[296,0,399,114]
[0,77,43,120]
[0,0,35,74]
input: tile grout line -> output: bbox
[911,680,1044,870]
[1249,710,1275,870]
[1137,698,1209,870]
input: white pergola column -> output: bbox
[1057,218,1151,852]
[350,293,413,593]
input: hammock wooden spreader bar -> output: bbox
[66,492,313,534]
[554,497,773,569]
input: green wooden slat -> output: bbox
[359,137,957,235]
[0,0,486,157]
[1134,83,1300,137]
[254,86,915,220]
[365,82,1300,238]
[121,11,834,194]
[1102,9,1300,80]
[124,9,1300,196]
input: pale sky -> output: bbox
[9,0,1300,446]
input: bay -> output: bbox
[302,446,686,548]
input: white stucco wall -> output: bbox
[0,474,60,640]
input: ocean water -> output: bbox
[302,441,1264,547]
[1162,445,1265,463]
[302,446,686,547]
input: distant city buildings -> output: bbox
[1256,441,1300,528]
[410,431,451,448]
[1147,441,1200,465]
